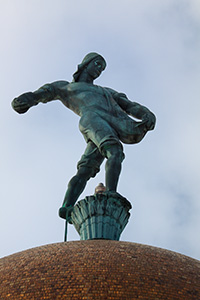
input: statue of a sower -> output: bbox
[12,52,156,221]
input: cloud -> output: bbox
[0,0,200,260]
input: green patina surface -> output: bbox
[71,192,132,240]
[12,52,156,226]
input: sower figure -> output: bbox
[12,52,156,220]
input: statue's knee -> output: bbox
[103,144,125,162]
[77,166,98,180]
[114,151,125,163]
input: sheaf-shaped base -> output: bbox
[71,192,132,240]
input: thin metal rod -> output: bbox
[64,219,68,242]
[64,208,70,242]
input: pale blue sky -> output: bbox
[1,0,200,260]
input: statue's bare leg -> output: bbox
[64,167,94,206]
[59,142,104,219]
[104,144,125,192]
[59,167,95,219]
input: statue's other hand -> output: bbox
[142,112,156,131]
[11,92,37,114]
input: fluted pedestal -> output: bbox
[71,192,132,240]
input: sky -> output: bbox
[0,0,200,260]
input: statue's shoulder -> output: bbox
[104,86,118,95]
[52,80,70,88]
[103,87,122,101]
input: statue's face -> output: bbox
[86,57,106,80]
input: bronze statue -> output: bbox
[12,52,156,220]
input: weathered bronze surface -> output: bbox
[71,192,132,240]
[12,52,156,220]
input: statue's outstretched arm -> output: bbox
[12,81,68,114]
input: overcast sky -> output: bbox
[0,0,200,260]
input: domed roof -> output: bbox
[1,240,200,299]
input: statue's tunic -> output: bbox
[48,81,148,152]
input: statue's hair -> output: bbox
[73,52,106,82]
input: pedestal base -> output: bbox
[71,192,132,241]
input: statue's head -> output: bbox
[73,52,106,82]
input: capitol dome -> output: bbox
[1,240,200,299]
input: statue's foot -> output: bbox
[59,206,73,224]
[106,190,125,199]
[105,191,132,209]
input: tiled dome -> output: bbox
[1,240,200,299]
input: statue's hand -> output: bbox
[11,92,37,114]
[142,112,156,130]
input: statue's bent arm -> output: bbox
[121,96,156,130]
[105,87,156,129]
